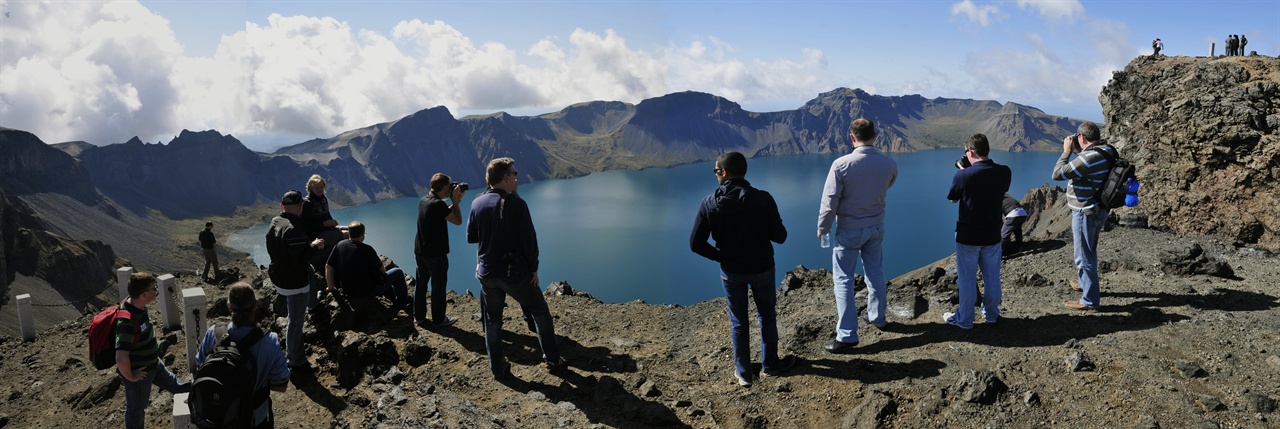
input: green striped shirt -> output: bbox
[113,302,159,370]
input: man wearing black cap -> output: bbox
[266,190,324,372]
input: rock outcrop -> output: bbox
[1100,55,1280,249]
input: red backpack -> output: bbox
[88,301,134,370]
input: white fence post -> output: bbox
[156,274,182,330]
[16,294,36,341]
[116,267,135,302]
[182,287,207,374]
[172,392,196,429]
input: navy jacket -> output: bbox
[690,178,788,275]
[467,188,539,279]
[948,159,1012,246]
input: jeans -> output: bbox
[1072,208,1109,308]
[833,223,886,343]
[121,360,190,429]
[479,276,560,377]
[385,268,410,305]
[415,256,449,323]
[953,242,1003,328]
[722,268,779,381]
[285,291,308,367]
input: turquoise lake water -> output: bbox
[228,150,1063,306]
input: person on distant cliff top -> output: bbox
[467,157,566,380]
[266,190,325,372]
[195,282,289,428]
[1052,121,1118,311]
[1001,194,1028,254]
[817,118,898,354]
[325,220,411,315]
[1152,39,1163,56]
[690,151,795,387]
[116,272,191,429]
[943,134,1011,329]
[1227,35,1238,56]
[302,174,348,304]
[414,173,465,328]
[199,221,220,281]
[1240,35,1247,55]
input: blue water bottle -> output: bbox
[1124,177,1140,207]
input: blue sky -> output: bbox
[1,0,1276,151]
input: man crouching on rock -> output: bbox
[325,221,412,322]
[467,157,565,379]
[690,151,795,388]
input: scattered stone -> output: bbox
[639,380,661,397]
[953,370,1007,404]
[1023,391,1040,405]
[687,408,705,417]
[1172,360,1208,378]
[525,391,547,402]
[404,339,434,367]
[1066,351,1096,372]
[546,281,575,296]
[743,415,769,429]
[379,367,406,385]
[378,387,409,407]
[1245,393,1277,413]
[1022,273,1051,287]
[674,399,693,408]
[594,376,626,404]
[345,390,371,407]
[1197,395,1226,412]
[839,391,898,428]
[1267,355,1280,371]
[1160,243,1235,278]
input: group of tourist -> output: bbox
[117,118,1121,426]
[1226,34,1248,56]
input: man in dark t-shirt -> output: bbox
[414,173,465,327]
[944,134,1011,330]
[326,221,409,310]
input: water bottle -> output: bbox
[820,232,832,248]
[1124,177,1140,207]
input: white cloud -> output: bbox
[0,1,830,147]
[1016,0,1085,23]
[951,0,1003,27]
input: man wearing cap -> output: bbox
[266,190,324,372]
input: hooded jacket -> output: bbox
[690,178,788,274]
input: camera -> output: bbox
[954,155,972,170]
[1066,134,1081,153]
[451,182,469,192]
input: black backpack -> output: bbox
[1090,145,1138,210]
[190,324,267,429]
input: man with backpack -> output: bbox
[116,272,191,429]
[194,282,289,428]
[1051,121,1117,311]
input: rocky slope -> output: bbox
[1100,55,1280,250]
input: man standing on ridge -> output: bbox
[468,157,565,379]
[943,134,1011,329]
[195,282,289,428]
[690,151,794,387]
[266,190,324,372]
[116,272,191,429]
[414,173,465,328]
[817,118,898,354]
[1052,121,1118,311]
[199,221,219,282]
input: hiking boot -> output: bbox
[1070,279,1082,291]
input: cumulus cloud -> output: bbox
[0,1,829,147]
[1016,0,1084,23]
[951,0,1003,27]
[962,18,1131,107]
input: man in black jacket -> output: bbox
[690,151,793,388]
[199,221,219,281]
[266,190,324,371]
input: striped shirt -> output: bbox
[1051,144,1118,212]
[114,302,159,370]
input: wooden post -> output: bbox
[156,274,182,330]
[16,294,36,341]
[116,267,135,302]
[182,287,207,374]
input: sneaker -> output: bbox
[823,340,858,354]
[545,357,569,373]
[433,316,458,327]
[942,312,972,330]
[733,371,752,387]
[762,355,796,377]
[1064,301,1097,311]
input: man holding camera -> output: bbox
[944,134,1011,329]
[1051,121,1117,311]
[414,173,465,328]
[468,157,564,379]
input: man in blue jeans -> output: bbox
[944,134,1011,329]
[414,173,465,328]
[325,221,411,313]
[265,190,324,372]
[818,118,898,353]
[116,272,191,429]
[691,151,793,387]
[467,157,565,379]
[1052,121,1116,311]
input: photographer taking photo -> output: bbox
[414,173,467,328]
